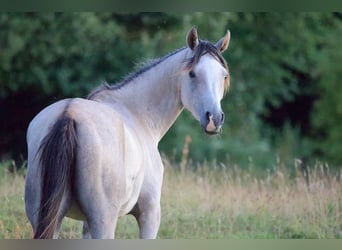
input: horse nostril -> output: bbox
[220,112,225,123]
[205,111,211,122]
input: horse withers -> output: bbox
[25,27,231,239]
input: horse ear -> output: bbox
[215,30,230,53]
[186,26,199,50]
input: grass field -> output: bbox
[0,159,341,239]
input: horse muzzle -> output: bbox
[202,111,224,135]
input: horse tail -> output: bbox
[34,110,77,239]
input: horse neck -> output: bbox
[99,49,187,142]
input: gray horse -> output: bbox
[25,27,230,239]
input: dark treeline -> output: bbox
[0,13,341,170]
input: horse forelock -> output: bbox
[185,40,230,94]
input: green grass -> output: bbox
[0,162,31,239]
[0,159,341,239]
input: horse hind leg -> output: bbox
[81,220,113,239]
[82,221,91,239]
[79,195,119,238]
[83,212,118,239]
[25,193,70,239]
[52,192,73,238]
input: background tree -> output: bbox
[0,13,341,171]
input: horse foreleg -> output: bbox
[131,154,163,239]
[131,201,161,239]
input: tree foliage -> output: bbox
[311,17,342,164]
[0,13,341,169]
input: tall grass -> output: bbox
[0,161,32,239]
[159,158,342,239]
[0,158,341,239]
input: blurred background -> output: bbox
[0,12,341,172]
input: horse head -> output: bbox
[180,27,230,135]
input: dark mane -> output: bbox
[88,39,229,99]
[87,47,186,99]
[119,47,186,88]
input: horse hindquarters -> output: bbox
[68,100,128,238]
[26,98,136,239]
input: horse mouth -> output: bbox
[203,127,221,135]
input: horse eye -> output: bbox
[189,71,196,78]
